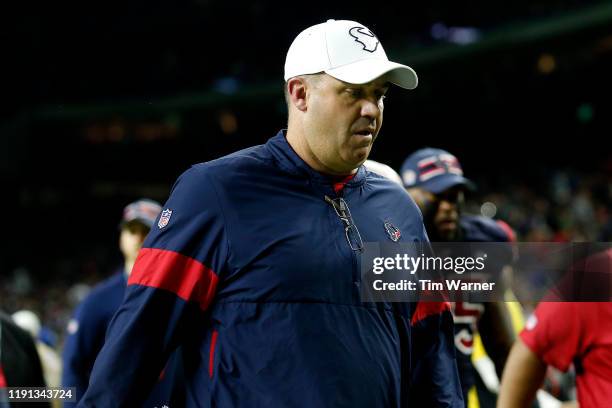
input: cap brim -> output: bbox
[423,175,476,194]
[119,218,155,230]
[325,59,418,89]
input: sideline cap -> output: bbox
[284,19,418,89]
[120,199,162,229]
[400,148,475,193]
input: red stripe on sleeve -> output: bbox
[128,248,219,311]
[208,329,219,378]
[411,301,451,325]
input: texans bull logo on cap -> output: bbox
[349,27,379,52]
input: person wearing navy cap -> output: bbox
[401,148,517,408]
[400,148,476,241]
[62,199,183,407]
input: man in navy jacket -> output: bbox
[80,19,463,407]
[63,199,183,407]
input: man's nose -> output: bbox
[438,199,457,212]
[361,99,381,119]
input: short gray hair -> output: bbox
[284,73,324,107]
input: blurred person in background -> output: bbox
[0,310,50,408]
[363,159,404,185]
[12,309,62,405]
[61,199,184,407]
[400,148,518,408]
[499,249,612,408]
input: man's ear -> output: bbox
[287,77,308,112]
[406,187,431,212]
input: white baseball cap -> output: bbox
[284,19,418,89]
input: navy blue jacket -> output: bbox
[80,131,462,407]
[63,271,183,407]
[62,271,127,406]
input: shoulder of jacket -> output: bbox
[461,215,510,242]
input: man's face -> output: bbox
[302,74,389,174]
[408,186,464,241]
[119,221,149,261]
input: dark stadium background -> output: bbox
[2,1,611,336]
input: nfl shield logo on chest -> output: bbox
[158,209,172,229]
[384,221,401,242]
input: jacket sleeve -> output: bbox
[409,301,463,407]
[408,221,463,407]
[79,165,229,407]
[61,298,106,406]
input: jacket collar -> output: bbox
[266,130,366,189]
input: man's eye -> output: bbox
[347,88,362,98]
[375,89,388,100]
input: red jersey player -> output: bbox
[498,249,612,408]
